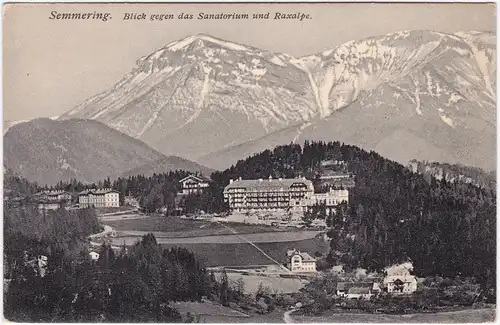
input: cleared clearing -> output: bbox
[217,272,307,294]
[170,301,249,318]
[105,215,294,237]
[292,308,496,323]
[112,230,321,245]
[106,215,329,268]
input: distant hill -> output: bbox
[121,156,214,178]
[408,159,496,191]
[208,141,495,281]
[3,118,211,185]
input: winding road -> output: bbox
[283,309,296,323]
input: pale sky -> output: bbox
[3,3,496,122]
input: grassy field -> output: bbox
[112,230,321,245]
[105,216,291,237]
[169,301,287,323]
[170,301,249,318]
[200,309,286,323]
[218,272,307,294]
[292,308,496,323]
[106,215,329,268]
[155,235,329,267]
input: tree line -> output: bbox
[3,201,218,321]
[6,140,495,297]
[3,177,229,322]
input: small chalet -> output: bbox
[179,175,210,195]
[25,255,48,278]
[34,190,72,210]
[336,282,381,300]
[124,195,140,208]
[383,262,418,294]
[34,190,72,202]
[330,265,345,276]
[89,251,100,261]
[285,249,317,273]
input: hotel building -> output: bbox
[78,188,120,208]
[223,176,314,213]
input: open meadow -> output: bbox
[291,308,496,323]
[104,215,329,267]
[156,235,329,267]
[170,301,286,323]
[105,215,296,237]
[217,272,308,294]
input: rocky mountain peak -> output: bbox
[59,30,496,171]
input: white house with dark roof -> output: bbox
[285,249,317,273]
[336,282,381,300]
[34,190,72,202]
[78,188,120,208]
[34,190,72,210]
[179,175,210,195]
[383,262,418,294]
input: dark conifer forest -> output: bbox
[209,141,496,289]
[3,140,496,320]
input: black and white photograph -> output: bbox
[2,2,497,322]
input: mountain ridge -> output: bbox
[57,30,496,170]
[3,118,212,185]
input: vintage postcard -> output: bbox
[3,2,496,323]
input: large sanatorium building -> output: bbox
[223,176,348,215]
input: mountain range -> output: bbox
[3,119,212,185]
[7,30,497,179]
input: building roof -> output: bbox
[286,249,316,262]
[79,188,119,195]
[330,265,344,273]
[337,282,376,291]
[37,199,63,204]
[35,190,70,196]
[384,275,417,284]
[225,177,313,191]
[348,287,372,295]
[179,175,210,183]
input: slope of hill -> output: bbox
[408,159,496,190]
[59,30,496,171]
[3,118,210,185]
[208,141,495,285]
[121,156,214,178]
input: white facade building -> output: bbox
[224,176,314,213]
[89,251,100,261]
[311,188,349,206]
[285,249,317,273]
[79,188,120,208]
[383,262,418,294]
[179,175,210,195]
[34,190,72,211]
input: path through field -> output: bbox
[215,221,291,273]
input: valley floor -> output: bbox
[290,308,496,323]
[100,214,329,267]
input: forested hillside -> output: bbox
[3,177,218,322]
[408,159,496,191]
[13,140,495,295]
[209,141,496,290]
